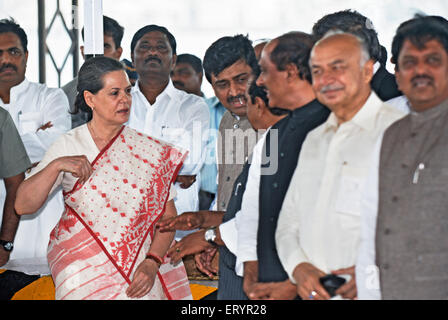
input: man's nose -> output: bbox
[229,81,242,97]
[170,71,179,81]
[414,60,429,75]
[255,75,264,87]
[0,51,13,65]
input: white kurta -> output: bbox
[127,80,209,240]
[276,92,406,285]
[0,78,70,275]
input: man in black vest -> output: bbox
[312,10,402,102]
[236,32,330,300]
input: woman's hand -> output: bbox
[126,259,159,298]
[53,155,93,185]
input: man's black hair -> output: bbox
[81,15,124,49]
[391,14,448,68]
[0,18,28,52]
[131,24,176,55]
[176,53,203,74]
[312,10,381,62]
[203,34,258,83]
[270,31,315,83]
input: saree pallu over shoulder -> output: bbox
[47,126,192,300]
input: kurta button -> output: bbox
[384,228,391,235]
[382,263,389,270]
[392,196,398,202]
[411,132,417,138]
[233,123,239,129]
[401,163,408,169]
[226,176,231,181]
[273,182,278,188]
[221,202,226,208]
[270,217,274,222]
[280,152,285,158]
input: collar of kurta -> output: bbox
[324,91,383,132]
[409,97,448,127]
[1,78,30,104]
[206,96,222,109]
[132,78,180,106]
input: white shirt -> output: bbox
[356,107,409,300]
[276,92,406,284]
[217,128,268,276]
[127,80,209,240]
[0,78,71,275]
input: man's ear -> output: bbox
[254,96,265,115]
[80,45,85,61]
[285,63,299,82]
[114,47,123,60]
[171,54,177,69]
[363,59,375,84]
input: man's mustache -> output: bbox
[172,80,185,88]
[320,84,345,94]
[227,94,246,104]
[411,74,434,86]
[144,56,162,64]
[0,63,18,73]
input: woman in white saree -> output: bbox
[14,57,192,300]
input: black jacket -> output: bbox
[257,100,330,283]
[371,66,402,101]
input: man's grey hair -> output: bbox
[310,29,371,67]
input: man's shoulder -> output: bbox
[28,80,67,100]
[61,77,78,94]
[175,87,208,107]
[0,106,11,126]
[378,100,408,125]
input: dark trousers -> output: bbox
[199,190,215,210]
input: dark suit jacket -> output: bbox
[257,100,330,283]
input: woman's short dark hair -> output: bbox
[391,15,448,68]
[0,18,28,52]
[203,34,258,83]
[130,24,177,55]
[270,32,315,83]
[74,56,125,120]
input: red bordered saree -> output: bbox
[47,126,192,300]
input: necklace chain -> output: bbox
[89,122,109,144]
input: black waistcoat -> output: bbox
[217,161,251,300]
[257,100,330,282]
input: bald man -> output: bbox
[275,32,406,300]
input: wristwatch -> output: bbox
[0,240,14,252]
[204,227,218,247]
